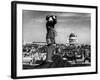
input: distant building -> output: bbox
[69,33,77,45]
[32,42,47,46]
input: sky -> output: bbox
[22,10,91,44]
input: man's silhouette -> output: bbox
[46,15,57,62]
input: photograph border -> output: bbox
[11,1,98,79]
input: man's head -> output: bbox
[46,15,57,24]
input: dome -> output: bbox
[69,33,76,37]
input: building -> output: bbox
[69,33,77,45]
[32,42,47,46]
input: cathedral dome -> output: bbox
[69,33,76,37]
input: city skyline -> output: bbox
[22,10,91,44]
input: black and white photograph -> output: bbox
[22,10,91,69]
[11,1,97,79]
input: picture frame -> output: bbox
[11,1,98,79]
